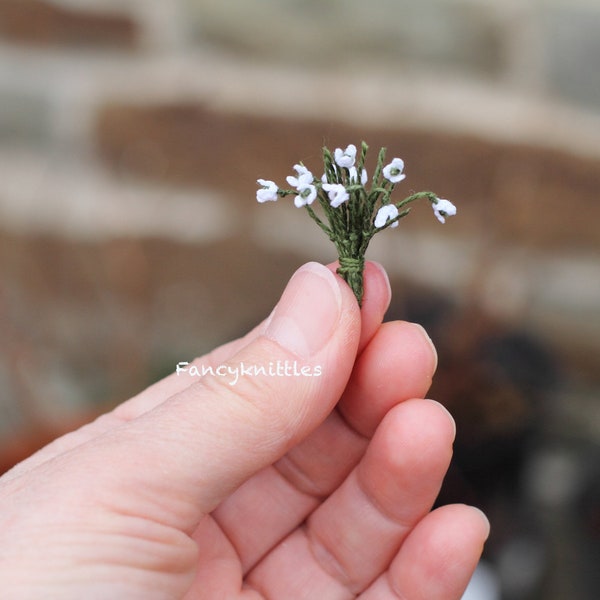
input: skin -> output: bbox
[0,261,489,599]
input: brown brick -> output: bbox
[95,102,600,252]
[0,0,138,49]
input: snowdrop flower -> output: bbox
[287,164,313,188]
[334,144,357,169]
[322,183,350,208]
[374,204,399,228]
[256,179,278,203]
[382,158,406,183]
[294,183,317,208]
[432,198,457,223]
[349,166,368,185]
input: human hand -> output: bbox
[0,261,488,599]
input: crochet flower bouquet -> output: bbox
[257,142,456,305]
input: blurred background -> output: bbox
[0,1,599,598]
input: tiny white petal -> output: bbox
[382,158,406,183]
[334,144,357,168]
[256,179,278,202]
[293,163,311,177]
[322,183,350,208]
[374,204,399,228]
[294,183,317,207]
[432,198,457,223]
[348,167,368,185]
[286,164,314,189]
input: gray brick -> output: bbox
[542,5,600,108]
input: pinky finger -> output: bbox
[360,504,490,600]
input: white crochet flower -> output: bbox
[256,179,278,203]
[294,183,317,208]
[432,198,457,223]
[286,164,313,188]
[382,158,406,183]
[334,144,357,169]
[374,204,399,228]
[322,183,350,208]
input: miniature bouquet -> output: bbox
[257,142,456,305]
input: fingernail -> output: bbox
[427,399,456,440]
[368,261,392,304]
[412,323,438,373]
[265,262,342,358]
[472,507,491,540]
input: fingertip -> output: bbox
[264,262,342,358]
[362,261,391,310]
[423,399,456,441]
[362,320,438,383]
[326,260,391,353]
[389,503,490,600]
[410,322,438,373]
[469,505,491,541]
[339,321,440,437]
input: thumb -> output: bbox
[75,262,361,531]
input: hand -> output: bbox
[0,262,488,599]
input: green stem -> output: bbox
[305,204,333,238]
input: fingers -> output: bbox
[326,261,391,354]
[360,505,490,600]
[244,399,462,597]
[274,320,438,497]
[340,319,438,437]
[209,320,438,572]
[305,399,455,592]
[271,319,438,500]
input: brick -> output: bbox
[0,0,138,49]
[185,0,505,77]
[0,89,50,142]
[95,102,600,251]
[542,5,600,108]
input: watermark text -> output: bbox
[176,360,322,386]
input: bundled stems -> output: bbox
[256,141,457,305]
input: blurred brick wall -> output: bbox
[1,0,599,465]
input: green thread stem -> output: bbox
[305,204,332,237]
